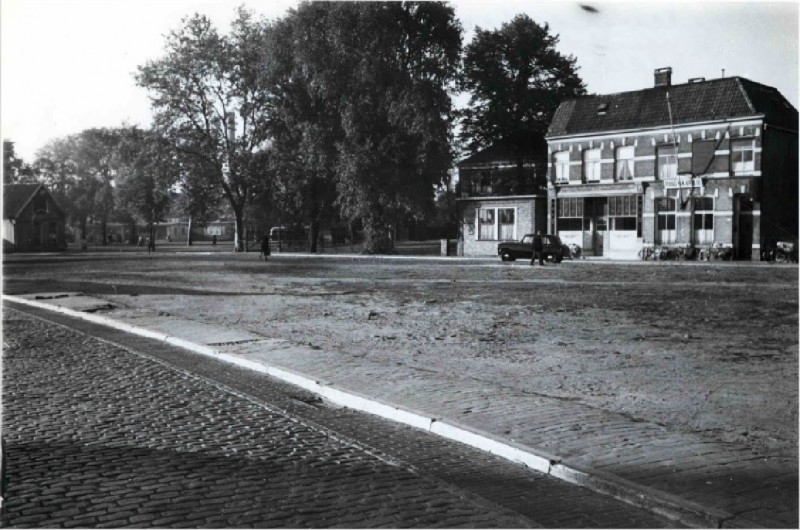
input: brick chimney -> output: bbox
[654,67,672,87]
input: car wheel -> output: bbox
[500,250,513,261]
[555,255,563,263]
[545,253,556,263]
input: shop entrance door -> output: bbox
[733,194,753,260]
[587,198,608,256]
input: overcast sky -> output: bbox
[2,0,797,162]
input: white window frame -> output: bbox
[693,196,714,244]
[657,145,678,180]
[730,139,755,174]
[557,197,584,232]
[583,148,601,182]
[477,206,517,241]
[657,197,677,244]
[477,208,495,240]
[498,208,516,241]
[615,146,635,181]
[608,195,637,232]
[554,151,570,184]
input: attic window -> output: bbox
[597,102,609,116]
[33,191,48,213]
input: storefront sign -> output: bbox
[663,176,703,189]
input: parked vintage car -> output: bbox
[498,234,567,263]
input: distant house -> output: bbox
[203,219,236,241]
[545,68,798,259]
[3,183,67,252]
[456,142,549,256]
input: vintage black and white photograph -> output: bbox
[1,0,797,528]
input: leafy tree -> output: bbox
[34,129,121,243]
[174,154,223,245]
[114,127,181,247]
[269,2,462,253]
[136,8,275,251]
[431,184,459,238]
[260,7,341,252]
[3,140,37,184]
[75,128,121,244]
[34,136,87,237]
[458,14,586,189]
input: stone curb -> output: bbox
[2,294,764,529]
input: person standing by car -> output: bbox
[530,230,545,266]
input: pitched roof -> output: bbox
[3,183,43,219]
[457,140,546,168]
[547,77,798,138]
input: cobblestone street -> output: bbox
[1,307,678,528]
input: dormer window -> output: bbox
[597,102,609,116]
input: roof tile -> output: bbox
[547,77,797,138]
[3,183,42,219]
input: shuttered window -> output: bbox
[692,140,715,175]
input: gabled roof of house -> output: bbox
[457,140,546,168]
[3,183,65,219]
[3,183,44,219]
[547,76,798,138]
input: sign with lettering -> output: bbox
[663,176,703,189]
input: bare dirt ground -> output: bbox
[4,250,798,459]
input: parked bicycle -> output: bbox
[640,244,728,261]
[705,244,733,261]
[763,241,798,263]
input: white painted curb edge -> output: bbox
[3,294,748,529]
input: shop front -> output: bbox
[550,184,643,259]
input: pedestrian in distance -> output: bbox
[530,230,545,266]
[260,232,270,261]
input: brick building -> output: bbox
[545,68,798,259]
[456,142,549,256]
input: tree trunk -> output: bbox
[309,194,322,253]
[308,178,320,253]
[187,216,193,246]
[101,218,108,246]
[309,219,321,253]
[79,218,87,242]
[362,210,393,254]
[233,204,245,252]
